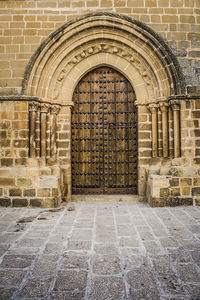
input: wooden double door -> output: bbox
[71,66,137,194]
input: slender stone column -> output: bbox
[158,109,162,157]
[29,102,38,158]
[168,106,174,157]
[50,105,60,158]
[148,103,159,158]
[160,101,169,158]
[170,100,181,157]
[46,112,51,159]
[40,103,50,158]
[35,109,40,158]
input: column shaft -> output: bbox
[35,110,40,158]
[168,106,174,157]
[29,102,38,158]
[30,110,36,158]
[160,103,169,158]
[51,114,56,157]
[41,112,47,158]
[50,105,60,158]
[148,104,158,158]
[40,104,49,158]
[173,105,180,157]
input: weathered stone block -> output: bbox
[9,188,22,196]
[193,177,200,186]
[13,199,28,207]
[1,140,10,147]
[0,169,10,177]
[30,198,43,207]
[0,178,15,186]
[171,188,180,196]
[180,178,192,186]
[15,158,28,166]
[160,188,169,198]
[0,198,11,207]
[1,158,13,167]
[17,178,32,187]
[13,140,28,148]
[38,176,60,188]
[169,178,179,186]
[192,187,200,196]
[182,187,191,196]
[37,188,51,197]
[150,197,193,207]
[44,197,59,208]
[23,189,36,197]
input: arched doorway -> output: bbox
[22,13,184,202]
[71,66,137,195]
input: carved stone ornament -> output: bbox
[52,42,155,100]
[51,105,61,115]
[148,103,159,113]
[170,100,180,111]
[159,100,169,112]
[63,43,152,83]
[29,101,39,112]
[40,103,50,113]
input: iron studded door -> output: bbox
[71,66,137,194]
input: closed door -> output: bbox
[71,66,137,194]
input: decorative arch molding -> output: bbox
[22,12,185,105]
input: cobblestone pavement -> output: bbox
[0,201,200,300]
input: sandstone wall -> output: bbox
[0,0,199,95]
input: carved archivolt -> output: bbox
[52,42,156,102]
[23,13,185,106]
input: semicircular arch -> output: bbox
[22,12,185,105]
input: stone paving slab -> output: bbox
[0,202,199,300]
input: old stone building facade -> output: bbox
[0,0,199,207]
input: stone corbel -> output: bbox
[148,103,159,158]
[40,103,50,158]
[50,105,61,158]
[29,102,39,158]
[159,100,169,158]
[170,100,181,158]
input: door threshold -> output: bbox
[71,195,140,202]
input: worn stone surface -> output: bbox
[0,201,199,299]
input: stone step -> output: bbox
[71,194,141,202]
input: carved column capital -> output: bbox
[40,103,50,113]
[170,100,180,111]
[159,101,169,112]
[148,103,159,114]
[29,101,39,112]
[51,105,61,115]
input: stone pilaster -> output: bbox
[29,101,38,158]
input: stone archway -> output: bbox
[22,13,185,200]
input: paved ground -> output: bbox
[0,201,200,300]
